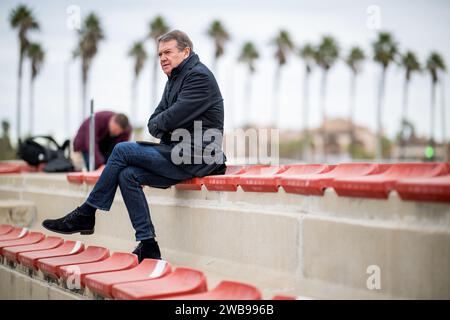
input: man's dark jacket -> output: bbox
[147,53,227,177]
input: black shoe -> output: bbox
[42,207,95,235]
[132,240,161,263]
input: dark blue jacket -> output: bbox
[147,53,227,177]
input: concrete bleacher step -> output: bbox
[0,199,36,227]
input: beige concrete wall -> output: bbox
[0,264,82,300]
[0,173,449,299]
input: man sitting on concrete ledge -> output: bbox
[42,30,227,262]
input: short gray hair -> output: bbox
[157,30,194,52]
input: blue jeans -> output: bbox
[85,142,194,241]
[82,152,110,170]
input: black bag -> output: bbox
[18,136,75,172]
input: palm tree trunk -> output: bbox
[430,79,436,146]
[244,71,253,127]
[349,72,357,156]
[151,49,158,111]
[441,77,447,161]
[64,60,71,139]
[212,56,218,76]
[16,51,24,142]
[272,66,281,128]
[376,67,386,160]
[320,70,328,161]
[81,77,87,123]
[400,78,409,159]
[29,77,34,136]
[131,76,137,126]
[302,70,310,161]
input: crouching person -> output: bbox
[73,111,132,170]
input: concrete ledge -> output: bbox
[0,263,83,300]
[0,199,36,227]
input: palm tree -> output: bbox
[426,52,446,147]
[399,51,421,159]
[128,41,148,127]
[27,43,45,136]
[148,15,169,109]
[207,20,230,75]
[345,46,365,156]
[73,13,104,122]
[271,30,294,128]
[372,32,398,159]
[9,4,39,141]
[238,41,259,127]
[298,43,317,159]
[315,36,340,159]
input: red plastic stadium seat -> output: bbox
[112,267,207,300]
[175,177,204,190]
[0,232,45,255]
[0,227,28,241]
[59,252,139,287]
[0,163,22,174]
[84,165,105,185]
[272,295,298,300]
[84,259,171,298]
[67,172,84,184]
[394,174,450,203]
[280,163,390,196]
[18,240,85,270]
[332,162,449,199]
[163,280,262,300]
[37,246,109,278]
[0,224,13,235]
[239,164,333,193]
[203,165,282,192]
[3,236,63,263]
[176,165,246,191]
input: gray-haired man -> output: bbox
[43,30,227,262]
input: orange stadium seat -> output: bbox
[175,165,246,190]
[280,163,390,196]
[163,280,262,300]
[37,246,110,279]
[111,267,207,300]
[84,259,171,298]
[203,165,282,192]
[0,227,28,241]
[239,164,333,193]
[18,240,85,270]
[332,162,449,199]
[59,252,139,287]
[0,231,45,254]
[394,174,450,203]
[67,172,84,184]
[2,236,64,263]
[0,224,13,235]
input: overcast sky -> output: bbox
[1,0,449,143]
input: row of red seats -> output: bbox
[0,161,44,174]
[0,224,296,300]
[173,163,450,203]
[66,165,105,185]
[64,162,450,203]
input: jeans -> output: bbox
[82,151,111,170]
[85,142,194,241]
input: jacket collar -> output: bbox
[168,52,199,79]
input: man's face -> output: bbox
[109,117,124,137]
[158,39,190,76]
